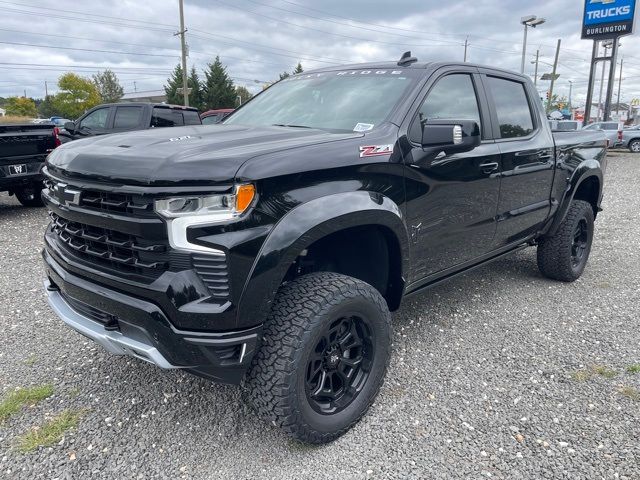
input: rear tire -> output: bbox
[629,139,640,153]
[246,272,392,444]
[537,200,594,282]
[15,185,44,207]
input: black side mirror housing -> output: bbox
[64,121,76,133]
[421,120,481,154]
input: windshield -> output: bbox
[225,69,420,132]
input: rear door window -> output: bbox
[486,76,535,139]
[114,106,143,129]
[183,110,201,125]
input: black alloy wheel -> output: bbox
[571,218,589,268]
[305,315,374,415]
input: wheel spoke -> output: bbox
[340,356,363,368]
[310,371,327,398]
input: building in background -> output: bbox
[0,108,5,117]
[120,90,167,104]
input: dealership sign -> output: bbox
[582,0,636,39]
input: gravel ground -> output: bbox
[0,151,639,480]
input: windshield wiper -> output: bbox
[272,124,312,129]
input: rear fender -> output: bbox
[236,191,409,328]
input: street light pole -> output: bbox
[617,56,623,117]
[520,16,545,74]
[533,49,540,86]
[568,80,573,114]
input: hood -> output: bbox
[46,124,363,186]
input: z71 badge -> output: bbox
[359,145,394,158]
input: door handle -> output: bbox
[479,162,499,174]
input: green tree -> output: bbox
[5,97,38,117]
[235,86,252,106]
[38,95,58,118]
[52,73,101,119]
[164,64,185,106]
[548,94,569,112]
[188,66,205,111]
[293,62,303,74]
[203,56,236,109]
[278,71,290,80]
[93,69,124,103]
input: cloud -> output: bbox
[0,0,637,109]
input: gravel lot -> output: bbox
[0,151,638,480]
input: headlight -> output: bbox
[155,184,255,219]
[155,184,255,253]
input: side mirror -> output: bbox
[64,121,76,133]
[421,120,481,154]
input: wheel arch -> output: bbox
[236,191,410,328]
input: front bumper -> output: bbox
[43,250,261,384]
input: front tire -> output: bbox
[537,200,594,282]
[629,139,640,153]
[15,185,44,207]
[246,272,392,444]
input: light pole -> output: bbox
[568,80,573,117]
[520,15,546,74]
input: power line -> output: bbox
[0,40,177,57]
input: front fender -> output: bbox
[236,191,410,328]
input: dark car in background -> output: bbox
[60,103,201,142]
[201,108,235,125]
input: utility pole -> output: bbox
[23,89,26,98]
[463,37,469,62]
[176,0,189,107]
[44,81,48,97]
[547,39,561,114]
[134,81,138,93]
[533,49,540,86]
[616,56,623,117]
[597,60,606,121]
[568,80,573,116]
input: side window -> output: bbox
[151,108,185,127]
[418,74,482,133]
[80,108,109,129]
[183,110,201,125]
[487,76,534,139]
[114,106,143,129]
[201,114,219,125]
[603,123,618,130]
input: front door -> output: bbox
[402,71,502,282]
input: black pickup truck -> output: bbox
[60,102,201,142]
[1,123,60,206]
[41,55,607,444]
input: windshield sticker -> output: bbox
[354,123,374,132]
[359,145,394,158]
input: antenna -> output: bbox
[397,51,418,67]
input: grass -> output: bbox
[0,385,54,423]
[619,386,640,402]
[17,410,84,453]
[626,365,640,375]
[571,365,618,382]
[0,115,33,124]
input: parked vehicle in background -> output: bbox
[42,56,608,444]
[50,118,71,128]
[1,123,60,206]
[60,103,201,143]
[620,127,640,153]
[549,120,580,131]
[583,121,623,147]
[201,108,235,125]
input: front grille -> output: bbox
[43,178,155,218]
[49,211,169,276]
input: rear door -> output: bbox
[481,72,555,247]
[402,68,502,280]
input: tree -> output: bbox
[93,69,124,103]
[279,71,290,80]
[38,95,58,118]
[293,62,303,74]
[235,86,252,106]
[164,64,185,106]
[5,96,37,117]
[52,73,101,119]
[188,66,205,111]
[203,56,236,110]
[548,94,569,112]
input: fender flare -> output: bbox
[547,161,603,236]
[236,191,410,327]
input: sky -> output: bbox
[0,0,639,108]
